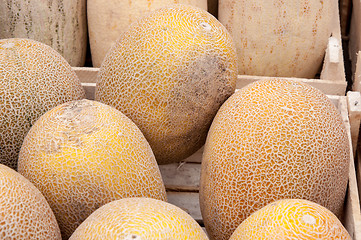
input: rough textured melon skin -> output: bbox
[0,0,87,66]
[0,38,85,170]
[88,1,207,67]
[70,197,209,239]
[0,163,61,239]
[229,199,352,240]
[96,4,237,164]
[199,79,350,240]
[218,0,338,78]
[18,99,167,239]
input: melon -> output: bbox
[17,99,167,239]
[70,197,209,240]
[0,163,61,239]
[229,199,351,239]
[0,0,87,66]
[95,4,237,164]
[87,1,207,67]
[199,79,350,240]
[0,38,85,170]
[218,0,338,77]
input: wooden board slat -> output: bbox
[347,91,361,155]
[353,52,361,91]
[159,162,201,191]
[73,67,98,83]
[350,0,361,76]
[167,192,203,224]
[338,96,361,240]
[79,73,347,101]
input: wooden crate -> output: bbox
[75,67,361,238]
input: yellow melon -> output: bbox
[229,199,351,239]
[95,4,237,164]
[0,38,85,170]
[69,197,209,239]
[218,0,338,77]
[199,79,350,240]
[0,163,61,239]
[87,0,207,67]
[18,99,167,239]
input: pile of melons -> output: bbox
[0,2,353,240]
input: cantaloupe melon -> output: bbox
[229,199,351,239]
[199,79,350,240]
[96,4,237,164]
[87,1,207,67]
[0,163,61,239]
[70,197,209,239]
[0,0,87,66]
[0,38,85,170]
[18,99,167,239]
[218,0,338,78]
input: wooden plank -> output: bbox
[350,0,361,75]
[320,1,345,84]
[353,52,361,92]
[339,96,361,240]
[73,67,98,83]
[167,192,203,224]
[159,162,201,191]
[347,91,361,155]
[348,155,361,240]
[356,152,361,229]
[82,83,96,100]
[78,71,347,99]
[319,34,345,84]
